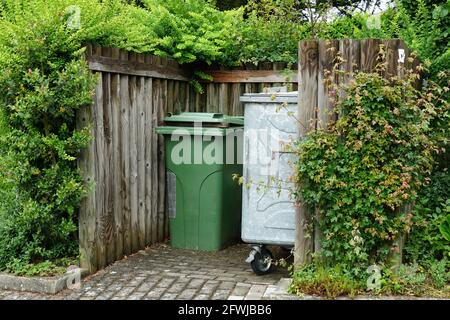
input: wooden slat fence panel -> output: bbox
[295,39,419,267]
[79,45,191,271]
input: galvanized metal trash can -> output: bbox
[240,92,298,274]
[155,112,244,251]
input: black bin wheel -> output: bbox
[251,247,274,275]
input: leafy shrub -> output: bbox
[139,0,242,64]
[234,0,310,64]
[428,258,450,289]
[379,261,450,296]
[3,258,75,277]
[440,213,450,242]
[405,171,450,263]
[0,0,102,271]
[290,264,360,299]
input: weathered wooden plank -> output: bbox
[87,55,190,81]
[230,83,243,116]
[136,76,146,249]
[206,83,217,113]
[360,39,382,73]
[339,39,360,100]
[77,92,98,273]
[295,40,319,266]
[101,48,116,267]
[128,53,140,253]
[93,71,107,270]
[273,62,286,87]
[384,39,399,79]
[144,77,154,245]
[151,78,160,243]
[317,40,339,130]
[244,63,257,94]
[184,82,190,112]
[119,50,132,256]
[167,80,174,114]
[159,77,168,241]
[205,69,298,83]
[299,40,319,135]
[110,51,124,261]
[218,83,228,114]
[259,62,272,92]
[198,87,207,112]
[174,81,180,113]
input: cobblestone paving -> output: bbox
[0,243,294,300]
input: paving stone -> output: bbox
[95,291,115,300]
[112,286,135,297]
[161,293,178,300]
[177,289,197,300]
[199,282,219,295]
[218,281,235,290]
[125,292,146,300]
[212,289,232,300]
[193,294,211,300]
[231,285,250,297]
[156,278,177,288]
[166,282,187,294]
[186,274,215,280]
[244,284,267,300]
[145,287,167,299]
[216,276,237,282]
[136,281,158,292]
[187,278,206,289]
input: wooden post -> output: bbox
[295,40,318,266]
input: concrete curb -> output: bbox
[0,268,89,295]
[263,278,302,300]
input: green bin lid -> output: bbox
[162,112,244,127]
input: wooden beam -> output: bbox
[203,70,298,83]
[87,55,191,82]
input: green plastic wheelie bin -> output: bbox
[155,112,243,251]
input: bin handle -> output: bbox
[243,135,250,201]
[245,134,249,188]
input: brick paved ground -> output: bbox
[0,243,295,300]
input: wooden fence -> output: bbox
[295,39,419,266]
[77,45,188,272]
[78,45,298,272]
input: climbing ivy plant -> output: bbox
[293,63,449,279]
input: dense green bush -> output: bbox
[405,170,450,263]
[0,0,100,272]
[139,0,241,65]
[232,0,309,64]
